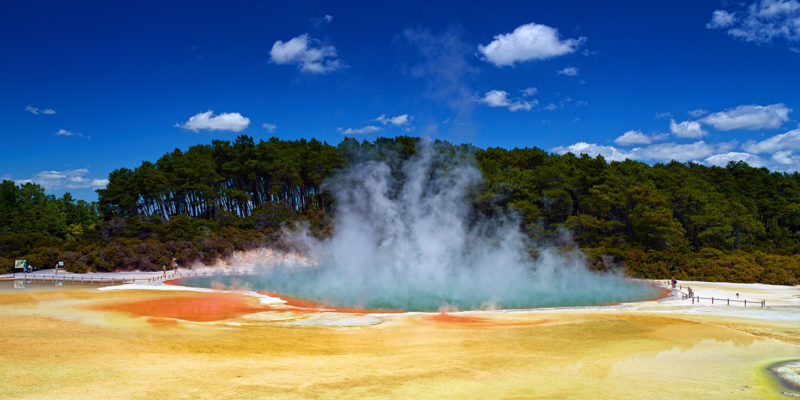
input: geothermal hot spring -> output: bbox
[183,142,660,311]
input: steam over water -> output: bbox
[186,142,659,311]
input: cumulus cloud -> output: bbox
[16,169,108,190]
[337,125,382,135]
[614,130,668,145]
[479,90,536,112]
[178,110,250,132]
[670,118,708,138]
[478,22,584,66]
[262,122,277,133]
[633,141,719,162]
[704,152,767,167]
[554,140,738,164]
[551,142,633,162]
[324,14,333,23]
[521,87,538,96]
[56,129,75,137]
[742,128,800,153]
[25,106,56,115]
[700,103,791,130]
[707,0,800,45]
[270,33,342,74]
[770,150,800,165]
[557,66,579,76]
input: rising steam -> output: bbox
[191,140,658,311]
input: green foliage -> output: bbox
[2,137,799,285]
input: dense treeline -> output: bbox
[97,136,344,219]
[2,136,799,284]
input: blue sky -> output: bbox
[2,0,800,200]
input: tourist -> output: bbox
[162,264,166,278]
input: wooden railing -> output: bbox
[680,293,765,308]
[7,269,244,286]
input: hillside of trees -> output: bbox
[2,135,799,285]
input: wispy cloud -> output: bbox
[688,108,709,118]
[557,66,579,76]
[479,90,536,112]
[262,122,277,133]
[478,22,584,66]
[55,128,85,138]
[402,27,477,121]
[614,130,668,145]
[337,125,382,135]
[375,114,414,130]
[270,33,343,74]
[15,168,108,190]
[707,0,800,46]
[178,110,250,132]
[25,106,56,115]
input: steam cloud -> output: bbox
[194,140,658,311]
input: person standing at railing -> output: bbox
[162,264,167,278]
[172,257,178,275]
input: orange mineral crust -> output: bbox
[93,292,267,322]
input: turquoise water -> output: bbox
[180,269,661,311]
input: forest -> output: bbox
[2,135,799,285]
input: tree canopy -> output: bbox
[2,135,799,284]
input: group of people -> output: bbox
[162,257,179,278]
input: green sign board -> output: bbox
[14,260,27,269]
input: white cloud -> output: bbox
[742,128,800,153]
[706,10,736,29]
[337,125,382,135]
[270,33,342,74]
[632,141,719,162]
[479,90,535,112]
[707,0,800,44]
[552,142,633,162]
[554,136,800,171]
[553,141,735,163]
[478,22,584,66]
[543,103,558,111]
[178,110,250,132]
[16,168,108,190]
[56,129,74,137]
[25,106,56,115]
[614,130,668,145]
[557,66,579,76]
[324,14,333,23]
[521,87,538,96]
[700,103,791,130]
[655,111,672,119]
[375,114,412,127]
[704,152,766,167]
[262,122,277,133]
[688,108,709,118]
[670,118,708,138]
